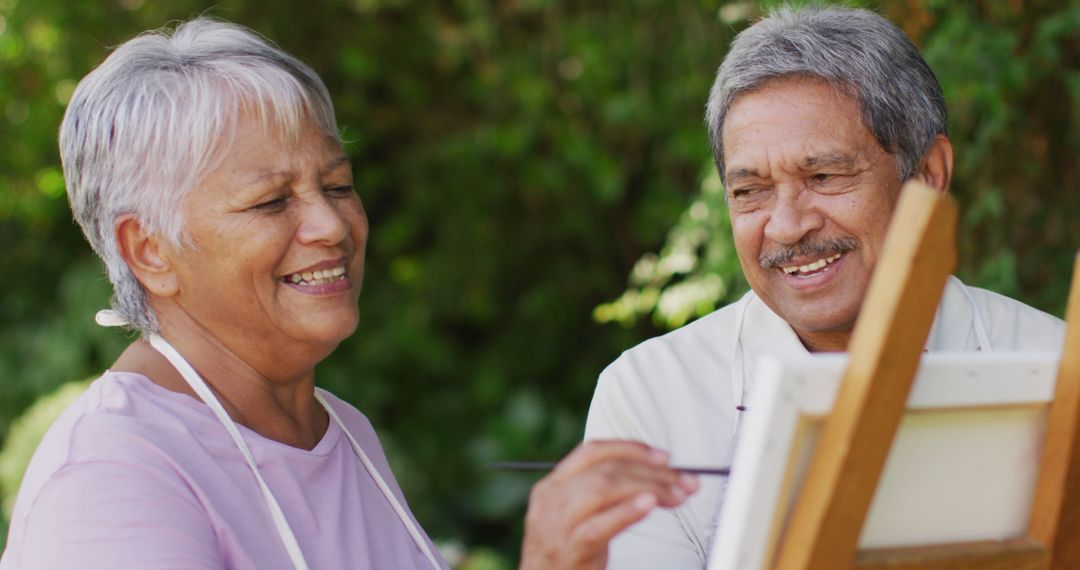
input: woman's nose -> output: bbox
[296,194,350,246]
[763,190,824,245]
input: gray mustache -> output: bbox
[759,237,859,269]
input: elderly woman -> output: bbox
[0,17,696,570]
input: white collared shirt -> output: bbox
[584,277,1065,570]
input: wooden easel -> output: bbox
[771,181,1080,570]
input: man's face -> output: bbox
[722,77,904,348]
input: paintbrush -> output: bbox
[489,461,730,476]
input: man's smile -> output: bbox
[781,252,843,275]
[758,235,859,272]
[777,251,849,291]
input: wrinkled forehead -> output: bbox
[725,75,861,132]
[721,78,880,181]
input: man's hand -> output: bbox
[519,441,699,570]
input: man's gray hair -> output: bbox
[705,4,947,183]
[61,17,340,334]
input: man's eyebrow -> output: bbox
[725,168,761,184]
[801,152,857,171]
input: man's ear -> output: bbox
[115,216,180,297]
[913,134,953,193]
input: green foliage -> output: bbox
[0,257,128,438]
[457,548,514,570]
[438,540,514,570]
[0,0,1075,565]
[595,165,746,329]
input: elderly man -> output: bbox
[584,5,1066,569]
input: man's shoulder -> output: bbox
[963,283,1062,323]
[961,282,1065,350]
[586,297,743,454]
[601,300,743,381]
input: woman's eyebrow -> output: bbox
[246,170,288,184]
[240,156,351,187]
[322,155,351,174]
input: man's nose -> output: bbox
[296,194,350,246]
[763,189,824,245]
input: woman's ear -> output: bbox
[914,134,954,193]
[115,216,180,297]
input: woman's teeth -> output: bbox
[286,266,346,286]
[782,253,842,275]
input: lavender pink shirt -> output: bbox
[0,371,448,569]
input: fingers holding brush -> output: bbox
[519,441,699,570]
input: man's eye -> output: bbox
[811,173,834,183]
[731,187,763,199]
[729,187,769,212]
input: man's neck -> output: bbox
[795,329,852,353]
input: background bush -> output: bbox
[1,0,1076,565]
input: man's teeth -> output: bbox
[782,253,842,275]
[287,266,347,286]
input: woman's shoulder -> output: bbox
[6,372,215,548]
[28,371,218,469]
[4,371,227,569]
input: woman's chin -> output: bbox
[265,308,358,354]
[308,318,359,348]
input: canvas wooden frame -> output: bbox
[707,351,1062,570]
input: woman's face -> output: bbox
[165,113,367,365]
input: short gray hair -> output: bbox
[61,17,340,334]
[705,4,947,184]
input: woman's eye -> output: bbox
[326,185,355,197]
[252,197,288,212]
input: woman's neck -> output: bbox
[112,323,329,450]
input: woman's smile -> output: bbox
[282,257,352,295]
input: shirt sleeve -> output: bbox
[11,460,223,570]
[585,361,706,570]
